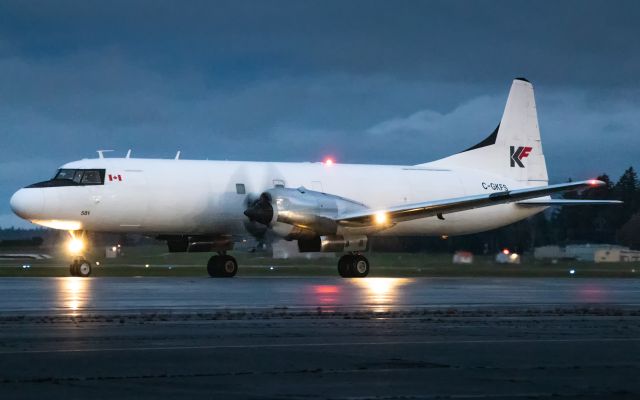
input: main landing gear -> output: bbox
[207,253,238,277]
[70,257,92,277]
[204,252,369,278]
[337,254,370,278]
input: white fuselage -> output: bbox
[12,157,543,237]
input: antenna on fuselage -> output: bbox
[126,149,132,158]
[175,151,181,160]
[97,150,114,159]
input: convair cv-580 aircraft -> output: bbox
[10,78,620,277]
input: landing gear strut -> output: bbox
[70,257,92,277]
[337,254,370,278]
[207,253,238,277]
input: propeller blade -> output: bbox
[244,192,274,226]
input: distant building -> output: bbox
[534,244,634,262]
[105,245,123,258]
[453,251,474,264]
[566,244,627,262]
[534,245,565,260]
[495,249,521,264]
[595,248,640,263]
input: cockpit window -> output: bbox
[54,169,76,181]
[28,169,106,188]
[81,170,102,184]
[73,170,84,183]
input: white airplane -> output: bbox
[10,78,620,277]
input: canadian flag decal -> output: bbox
[108,174,123,182]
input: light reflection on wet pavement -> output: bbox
[0,277,638,315]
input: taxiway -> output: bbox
[0,277,639,399]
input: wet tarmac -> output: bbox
[1,277,639,399]
[0,276,639,315]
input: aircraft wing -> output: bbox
[516,199,622,207]
[337,180,610,226]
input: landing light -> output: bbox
[374,211,388,225]
[67,238,85,255]
[67,231,85,255]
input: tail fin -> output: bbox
[424,78,548,185]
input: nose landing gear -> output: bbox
[207,253,238,277]
[70,257,92,277]
[66,231,93,277]
[338,254,370,278]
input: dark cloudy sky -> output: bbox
[1,0,639,227]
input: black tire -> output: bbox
[350,255,370,278]
[338,255,353,278]
[69,262,78,277]
[207,255,238,278]
[207,255,220,277]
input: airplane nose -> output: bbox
[10,188,44,220]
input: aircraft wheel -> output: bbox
[207,255,238,278]
[69,262,78,277]
[219,255,238,277]
[338,255,354,278]
[70,259,91,277]
[350,255,370,278]
[207,255,220,277]
[78,260,92,277]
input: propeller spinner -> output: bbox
[244,192,274,226]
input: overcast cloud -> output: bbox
[1,0,639,228]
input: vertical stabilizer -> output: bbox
[423,78,548,185]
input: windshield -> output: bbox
[27,169,107,188]
[54,169,76,181]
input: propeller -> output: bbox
[244,192,274,226]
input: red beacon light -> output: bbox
[502,248,510,255]
[324,157,334,166]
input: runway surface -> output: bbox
[1,276,639,315]
[1,277,639,399]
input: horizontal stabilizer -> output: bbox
[516,199,623,207]
[338,180,608,226]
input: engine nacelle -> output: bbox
[244,187,367,240]
[159,235,234,253]
[298,235,368,252]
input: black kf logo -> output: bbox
[510,146,532,168]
